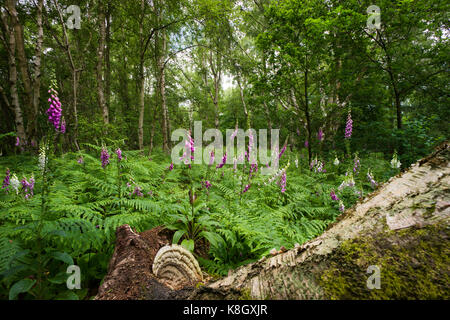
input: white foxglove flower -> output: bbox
[390,152,401,169]
[333,156,340,166]
[10,174,20,194]
[339,200,345,212]
[294,157,299,168]
[38,144,47,172]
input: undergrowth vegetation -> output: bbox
[0,144,397,300]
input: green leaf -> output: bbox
[55,290,79,300]
[181,239,195,252]
[48,271,69,284]
[49,252,74,265]
[172,230,186,244]
[9,279,36,300]
[199,231,224,248]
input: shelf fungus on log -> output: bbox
[152,244,203,290]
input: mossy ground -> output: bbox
[319,224,449,299]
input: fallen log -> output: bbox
[96,142,449,300]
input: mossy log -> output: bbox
[97,142,449,300]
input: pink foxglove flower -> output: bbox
[202,180,212,190]
[46,88,64,133]
[345,111,353,139]
[330,189,339,201]
[2,169,10,193]
[216,153,227,169]
[100,147,110,168]
[318,128,324,142]
[279,172,287,193]
[209,150,215,166]
[116,148,123,162]
[367,169,378,188]
[278,145,287,159]
[339,200,345,212]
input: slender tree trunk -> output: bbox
[105,5,112,122]
[97,3,108,126]
[7,0,34,139]
[236,76,248,125]
[291,84,311,165]
[304,68,312,165]
[137,0,145,151]
[138,67,145,151]
[72,71,80,151]
[394,88,402,129]
[7,0,43,144]
[158,29,170,153]
[31,0,44,146]
[149,99,157,155]
[1,10,26,145]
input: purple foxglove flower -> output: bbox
[278,145,287,159]
[367,169,378,188]
[46,88,64,132]
[60,119,66,134]
[116,148,123,162]
[242,184,251,194]
[330,190,339,201]
[77,157,84,164]
[202,180,212,189]
[168,163,174,171]
[345,111,353,139]
[2,169,10,192]
[209,151,215,166]
[247,131,254,161]
[20,175,34,199]
[353,156,360,175]
[216,153,227,169]
[318,128,324,142]
[131,186,144,197]
[180,131,195,164]
[304,140,309,148]
[280,172,287,193]
[100,147,110,168]
[339,201,345,212]
[15,137,20,146]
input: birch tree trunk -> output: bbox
[157,28,170,153]
[137,0,146,151]
[97,2,108,126]
[31,0,44,145]
[5,0,44,145]
[0,9,26,145]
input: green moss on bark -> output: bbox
[319,224,449,299]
